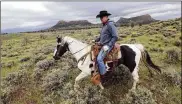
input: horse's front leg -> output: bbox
[74,71,89,91]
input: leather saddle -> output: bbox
[90,43,121,85]
[91,43,121,62]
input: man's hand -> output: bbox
[103,45,109,51]
[95,42,101,45]
[92,40,95,43]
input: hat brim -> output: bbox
[96,13,111,18]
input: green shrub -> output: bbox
[165,48,180,63]
[36,59,54,70]
[31,53,46,63]
[1,70,30,104]
[7,52,19,57]
[5,61,15,68]
[173,40,181,47]
[42,69,68,95]
[21,37,30,46]
[40,34,47,39]
[19,56,30,62]
[120,86,156,104]
[162,71,181,86]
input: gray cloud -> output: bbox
[1,2,181,33]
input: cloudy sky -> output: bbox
[2,2,181,33]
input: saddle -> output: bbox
[91,43,121,62]
[90,43,121,85]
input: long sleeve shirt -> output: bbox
[95,20,118,47]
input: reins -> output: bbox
[67,40,91,63]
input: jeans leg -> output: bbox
[97,49,106,75]
[97,46,113,75]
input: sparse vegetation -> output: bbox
[1,18,181,104]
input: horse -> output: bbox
[53,36,161,90]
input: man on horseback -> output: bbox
[94,10,118,81]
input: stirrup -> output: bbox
[91,73,101,85]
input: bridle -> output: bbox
[72,45,89,55]
[67,40,89,55]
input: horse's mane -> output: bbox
[64,36,88,46]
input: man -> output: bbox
[95,10,118,79]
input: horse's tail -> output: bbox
[135,44,161,73]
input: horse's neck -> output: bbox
[64,37,91,61]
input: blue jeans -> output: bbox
[97,46,113,75]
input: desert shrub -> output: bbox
[42,69,68,95]
[120,86,156,104]
[56,53,77,70]
[161,71,181,87]
[102,64,133,101]
[31,53,46,63]
[162,21,172,27]
[148,30,158,35]
[87,32,92,36]
[131,22,134,28]
[179,36,182,40]
[32,68,44,83]
[123,31,131,35]
[1,70,30,104]
[41,45,54,55]
[19,56,30,62]
[2,53,7,57]
[128,38,136,44]
[149,38,158,42]
[119,34,127,38]
[150,48,163,52]
[21,37,30,46]
[19,63,33,70]
[2,70,29,87]
[7,52,19,57]
[4,61,15,68]
[40,34,47,39]
[165,48,180,63]
[139,23,142,26]
[162,37,170,44]
[71,31,75,34]
[162,30,176,37]
[71,85,112,104]
[131,33,141,37]
[36,59,54,70]
[173,40,181,47]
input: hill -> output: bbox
[43,14,157,32]
[49,20,95,30]
[116,14,158,26]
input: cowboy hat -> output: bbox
[96,10,111,18]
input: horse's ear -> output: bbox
[56,35,63,43]
[57,35,59,39]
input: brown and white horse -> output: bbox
[53,36,161,90]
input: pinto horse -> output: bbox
[53,36,161,90]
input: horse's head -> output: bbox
[53,36,69,60]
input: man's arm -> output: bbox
[107,22,118,47]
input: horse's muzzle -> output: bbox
[53,56,60,60]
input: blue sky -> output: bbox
[1,2,181,33]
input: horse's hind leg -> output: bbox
[131,68,139,90]
[74,71,89,91]
[131,49,141,90]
